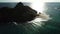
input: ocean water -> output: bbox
[0,2,60,34]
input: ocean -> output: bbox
[0,2,60,34]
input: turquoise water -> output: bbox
[0,2,60,34]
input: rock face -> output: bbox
[0,2,37,24]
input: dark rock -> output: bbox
[0,2,38,24]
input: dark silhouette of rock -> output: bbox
[0,2,38,24]
[15,2,24,8]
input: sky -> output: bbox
[0,0,59,2]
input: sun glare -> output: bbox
[28,1,46,27]
[31,1,45,13]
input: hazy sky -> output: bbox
[0,0,59,2]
